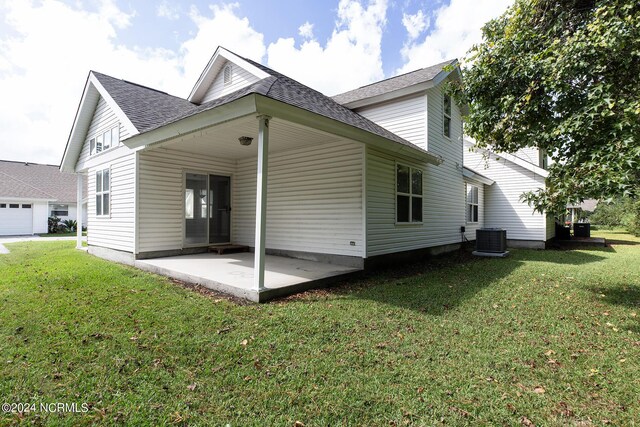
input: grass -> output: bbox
[0,230,638,425]
[37,231,87,237]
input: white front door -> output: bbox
[0,202,33,235]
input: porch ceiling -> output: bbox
[151,115,344,160]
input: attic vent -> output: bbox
[223,64,232,86]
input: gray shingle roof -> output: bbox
[332,59,456,105]
[243,57,417,148]
[91,57,428,152]
[92,72,197,133]
[0,160,84,202]
[567,199,599,211]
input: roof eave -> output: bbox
[463,167,495,185]
[464,140,549,178]
[123,95,259,150]
[341,80,435,109]
[254,95,442,166]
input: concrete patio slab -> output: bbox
[135,252,361,302]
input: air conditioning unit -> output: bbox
[474,228,508,257]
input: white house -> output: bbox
[463,140,555,248]
[60,46,554,299]
[0,160,87,236]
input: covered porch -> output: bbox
[135,251,361,302]
[127,106,370,300]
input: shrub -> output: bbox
[62,219,77,232]
[589,198,633,228]
[628,200,640,237]
[47,216,61,234]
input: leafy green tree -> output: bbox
[455,0,640,213]
[590,197,634,228]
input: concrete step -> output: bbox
[208,244,250,255]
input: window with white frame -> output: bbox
[95,168,110,216]
[466,184,479,223]
[90,124,120,156]
[51,204,69,217]
[396,164,423,223]
[443,94,452,138]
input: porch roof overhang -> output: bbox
[122,93,442,165]
[464,140,549,178]
[463,167,495,186]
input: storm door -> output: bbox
[209,175,231,244]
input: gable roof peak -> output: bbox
[187,46,271,104]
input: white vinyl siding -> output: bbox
[234,140,364,257]
[137,141,363,257]
[464,147,549,242]
[86,154,135,252]
[77,96,130,169]
[514,147,543,168]
[365,84,465,257]
[137,149,235,253]
[546,214,556,240]
[357,94,427,150]
[201,61,261,104]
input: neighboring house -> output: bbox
[0,160,87,235]
[463,140,556,248]
[567,199,598,223]
[59,46,555,292]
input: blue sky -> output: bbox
[112,0,447,76]
[0,0,512,164]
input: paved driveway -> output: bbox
[0,235,85,254]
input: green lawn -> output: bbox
[1,231,638,425]
[37,231,87,237]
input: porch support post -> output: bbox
[76,173,83,249]
[254,115,271,290]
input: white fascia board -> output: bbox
[462,168,495,186]
[464,140,549,178]
[1,197,56,202]
[60,75,94,173]
[255,95,443,166]
[123,95,258,150]
[75,145,136,172]
[343,81,434,110]
[188,47,270,103]
[342,60,467,114]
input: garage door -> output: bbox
[0,203,33,235]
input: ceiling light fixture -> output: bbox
[238,136,253,146]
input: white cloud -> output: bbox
[298,21,314,39]
[398,0,513,73]
[0,0,266,164]
[402,10,428,41]
[267,0,388,95]
[181,3,266,87]
[0,0,182,164]
[157,1,180,21]
[0,0,512,165]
